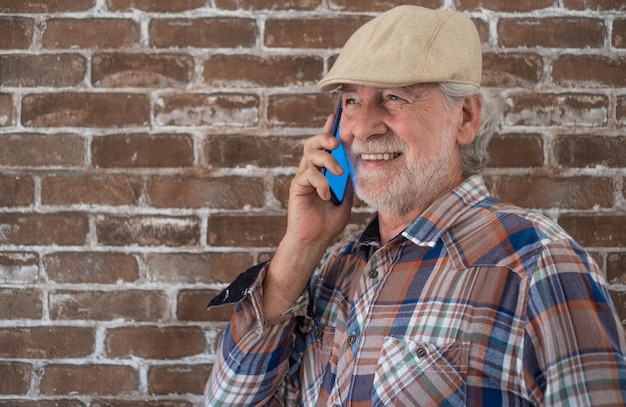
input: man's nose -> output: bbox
[349,102,389,141]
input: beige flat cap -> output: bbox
[317,5,482,92]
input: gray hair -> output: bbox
[437,83,504,177]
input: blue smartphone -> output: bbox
[324,100,350,205]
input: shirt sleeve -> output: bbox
[204,261,310,407]
[523,238,626,406]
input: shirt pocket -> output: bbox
[373,336,469,407]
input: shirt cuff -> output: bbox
[207,261,309,330]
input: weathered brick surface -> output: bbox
[39,364,139,396]
[0,327,94,358]
[105,326,205,359]
[0,17,35,49]
[43,252,139,284]
[42,19,140,50]
[498,18,605,48]
[22,94,150,128]
[0,175,34,207]
[91,134,193,168]
[0,288,42,319]
[0,54,87,87]
[0,93,12,126]
[147,176,265,209]
[0,133,85,167]
[92,53,194,88]
[1,3,625,404]
[147,364,211,395]
[49,290,169,321]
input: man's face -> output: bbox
[339,83,465,215]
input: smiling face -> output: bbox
[339,83,467,215]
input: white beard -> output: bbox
[350,129,459,216]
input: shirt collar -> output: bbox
[356,175,489,248]
[402,175,489,247]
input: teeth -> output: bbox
[361,153,400,161]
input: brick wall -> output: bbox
[0,0,625,405]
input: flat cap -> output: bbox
[317,5,482,92]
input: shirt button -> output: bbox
[368,269,379,279]
[416,346,428,358]
[347,334,357,346]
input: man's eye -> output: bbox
[387,94,401,101]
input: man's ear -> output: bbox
[456,95,482,146]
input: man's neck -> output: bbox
[377,207,424,244]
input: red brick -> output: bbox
[207,214,286,247]
[90,401,190,407]
[145,252,253,284]
[482,53,543,88]
[0,327,94,358]
[42,19,139,50]
[559,215,626,248]
[177,289,235,322]
[147,176,264,209]
[0,252,39,284]
[91,133,193,168]
[563,0,626,11]
[456,0,553,12]
[487,133,544,168]
[42,175,142,206]
[147,364,211,395]
[498,18,604,48]
[0,133,85,167]
[39,364,138,396]
[487,176,614,210]
[149,18,256,48]
[216,0,320,10]
[107,0,205,12]
[610,290,626,328]
[92,53,194,88]
[49,290,169,321]
[22,93,149,128]
[614,19,626,48]
[0,288,42,319]
[95,215,200,247]
[0,0,95,12]
[0,17,35,49]
[0,213,88,245]
[608,253,626,285]
[265,16,370,48]
[331,0,442,11]
[273,174,292,210]
[268,93,335,127]
[0,93,12,126]
[155,93,259,127]
[552,55,626,88]
[0,401,86,407]
[0,54,86,87]
[619,95,626,126]
[553,135,626,168]
[0,362,31,395]
[105,327,205,359]
[204,135,305,168]
[0,175,34,207]
[43,252,139,284]
[505,93,608,127]
[203,54,323,88]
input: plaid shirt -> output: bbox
[205,176,626,406]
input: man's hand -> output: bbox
[262,113,353,320]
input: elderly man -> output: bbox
[205,5,626,406]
